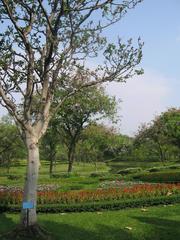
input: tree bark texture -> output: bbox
[21,133,40,227]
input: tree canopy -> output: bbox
[42,85,118,173]
[0,0,143,138]
[134,108,180,163]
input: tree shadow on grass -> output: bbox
[132,216,180,240]
[0,213,16,235]
[42,220,138,240]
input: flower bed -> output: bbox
[0,183,180,205]
[0,184,59,192]
[1,194,180,213]
[99,180,144,188]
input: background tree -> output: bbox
[159,108,180,148]
[40,118,61,177]
[134,123,170,164]
[42,85,118,173]
[0,116,26,172]
[0,0,143,234]
[76,123,130,167]
[134,109,180,164]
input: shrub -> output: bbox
[134,171,180,183]
[37,194,180,213]
[1,194,180,213]
[148,167,165,172]
[117,167,142,175]
[99,175,118,182]
[51,174,61,179]
[69,185,83,190]
[90,172,105,178]
[147,165,180,172]
[169,165,180,170]
[7,175,21,180]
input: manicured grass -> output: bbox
[1,160,180,191]
[0,162,110,191]
[0,204,180,240]
[0,161,109,176]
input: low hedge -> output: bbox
[1,194,180,213]
[147,165,180,172]
[117,167,142,175]
[133,171,180,183]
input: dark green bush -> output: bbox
[7,175,21,180]
[147,165,180,172]
[99,176,120,182]
[90,172,106,178]
[169,165,180,170]
[69,185,83,190]
[134,171,180,183]
[51,174,61,179]
[117,167,142,175]
[148,167,164,172]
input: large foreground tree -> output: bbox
[0,0,143,236]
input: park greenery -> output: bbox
[0,0,180,240]
[1,204,180,240]
[0,0,143,235]
[0,100,180,239]
[0,109,180,239]
[1,107,180,175]
[41,85,118,174]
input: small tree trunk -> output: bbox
[67,144,75,173]
[49,157,53,177]
[21,133,40,227]
[49,152,56,177]
[157,142,165,166]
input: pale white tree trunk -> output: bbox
[21,132,40,226]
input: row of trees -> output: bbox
[1,107,180,175]
[0,120,130,174]
[41,85,119,174]
[0,84,128,174]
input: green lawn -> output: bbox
[0,161,110,176]
[1,160,180,191]
[0,204,180,240]
[0,161,111,191]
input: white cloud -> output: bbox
[105,69,172,136]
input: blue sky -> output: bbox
[104,0,180,136]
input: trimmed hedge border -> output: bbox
[133,171,180,183]
[1,194,180,213]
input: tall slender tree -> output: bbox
[0,0,143,235]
